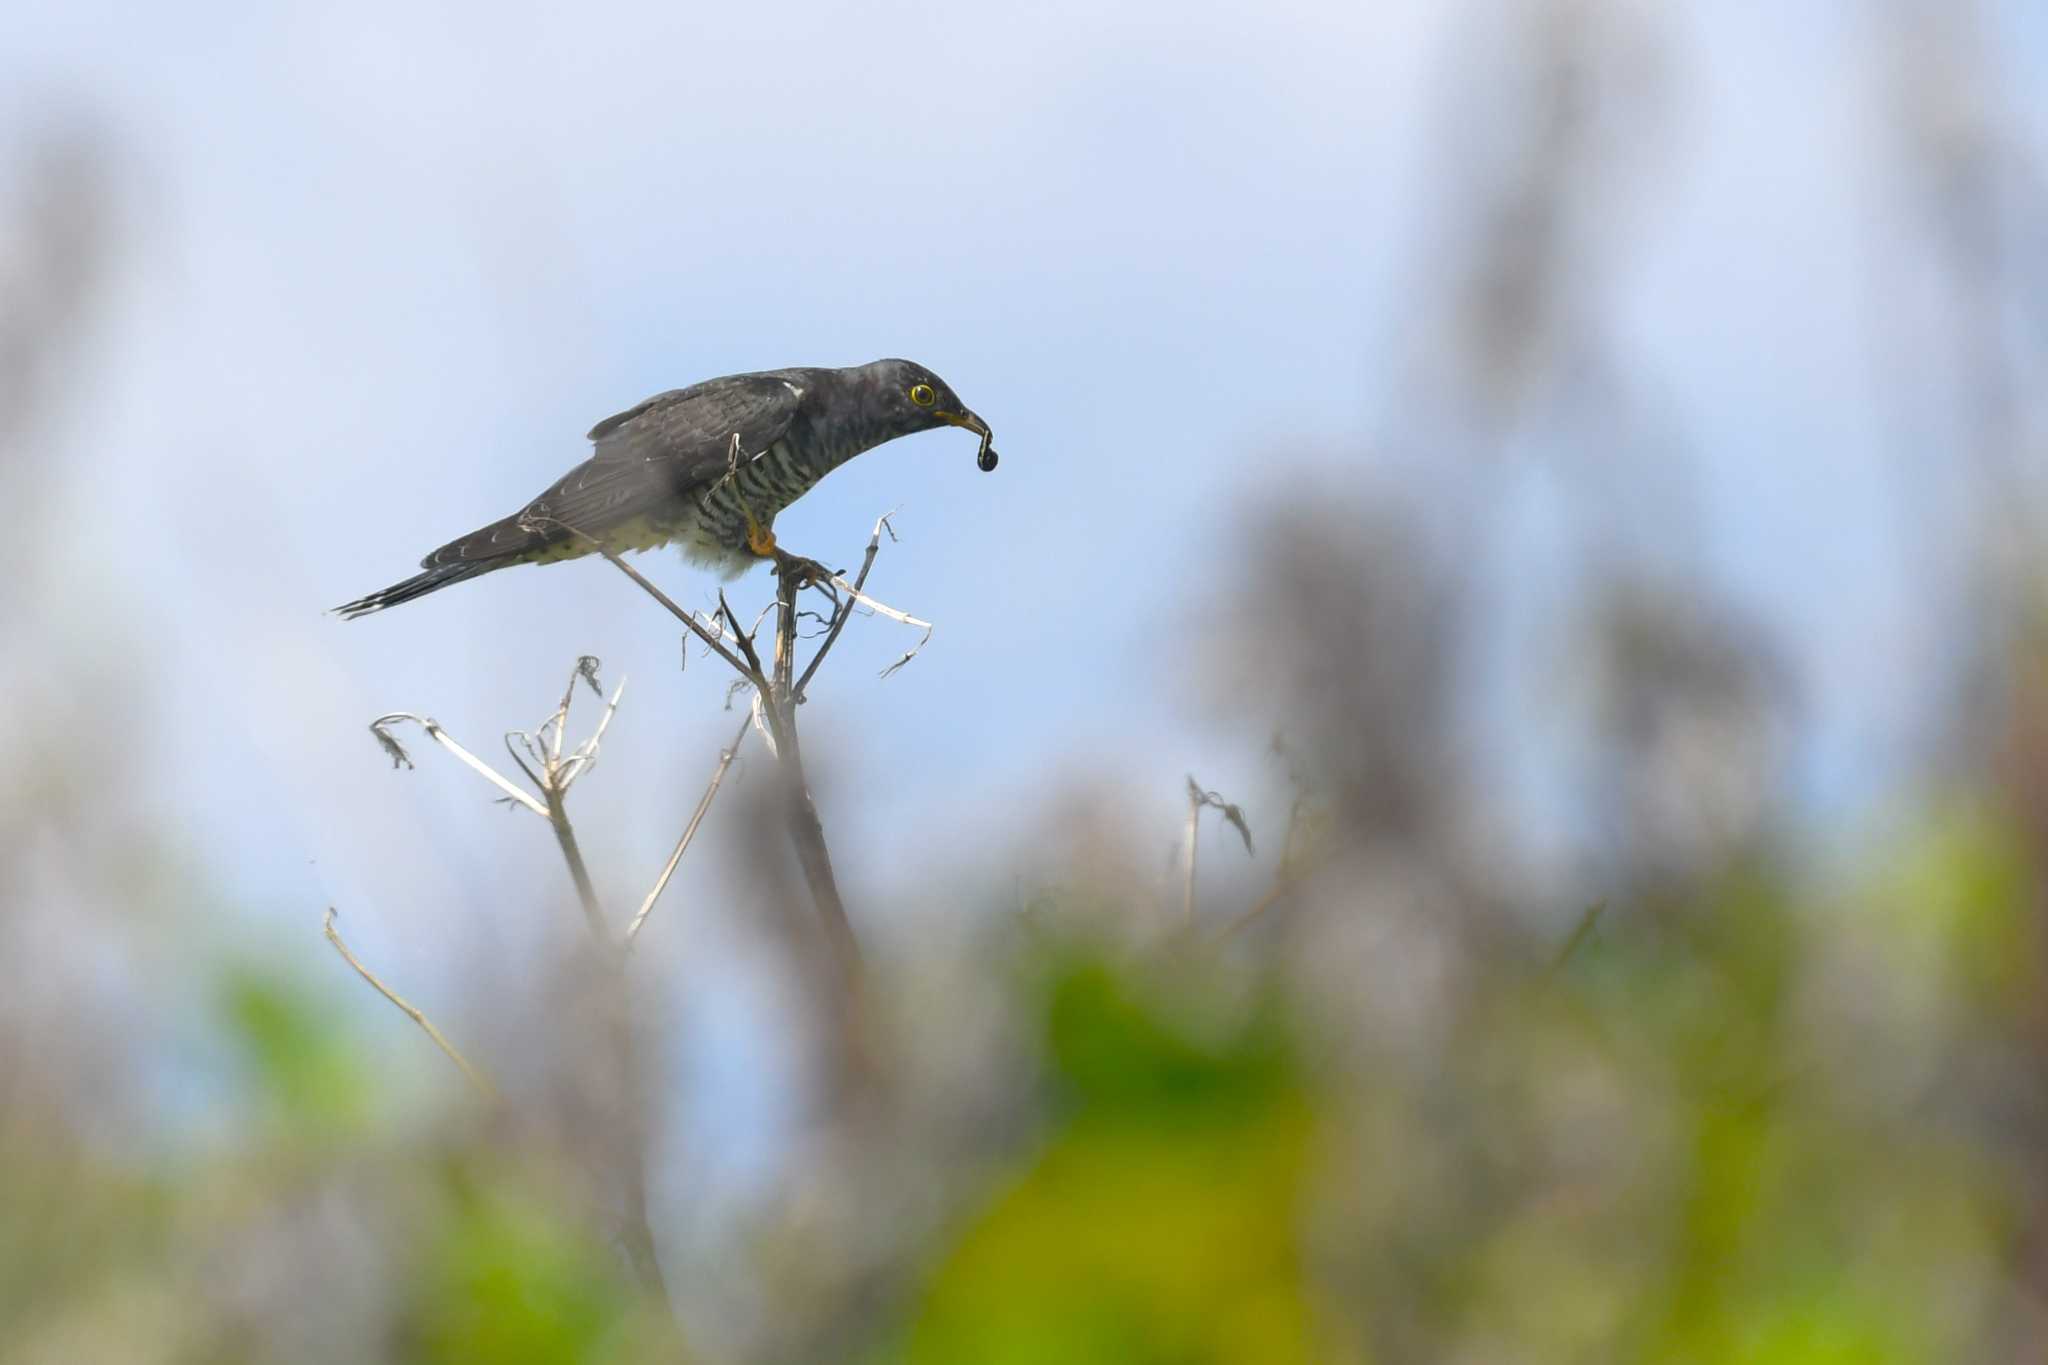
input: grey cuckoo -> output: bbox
[337,358,997,617]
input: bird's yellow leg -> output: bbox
[743,504,777,558]
[712,438,775,556]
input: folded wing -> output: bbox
[425,370,810,566]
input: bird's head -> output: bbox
[855,358,999,471]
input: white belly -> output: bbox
[674,505,759,579]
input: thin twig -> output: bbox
[558,677,626,790]
[767,556,862,975]
[822,578,934,679]
[747,689,778,758]
[1223,879,1290,937]
[323,907,496,1099]
[628,711,752,945]
[358,660,670,1316]
[502,732,546,793]
[595,533,868,985]
[1545,902,1608,980]
[369,714,549,817]
[1220,794,1310,939]
[529,661,667,1305]
[720,589,771,686]
[589,541,757,679]
[547,658,586,766]
[1182,776,1254,922]
[773,564,799,702]
[545,788,610,943]
[793,510,896,701]
[1220,743,1315,940]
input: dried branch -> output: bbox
[357,658,669,1315]
[502,731,546,793]
[1220,791,1314,939]
[1182,776,1255,922]
[793,510,897,701]
[747,689,778,758]
[371,725,414,769]
[374,660,629,942]
[774,592,795,699]
[1545,902,1608,979]
[767,557,862,975]
[591,541,758,679]
[546,788,609,943]
[369,713,549,817]
[627,711,752,946]
[828,577,934,679]
[553,670,625,791]
[526,657,625,944]
[599,519,916,997]
[323,907,495,1099]
[719,589,772,687]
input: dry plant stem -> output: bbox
[618,1181,667,1308]
[627,711,752,945]
[370,713,548,817]
[323,908,496,1099]
[1182,777,1255,924]
[778,720,863,974]
[553,673,623,789]
[529,661,618,944]
[545,788,611,943]
[1546,902,1607,979]
[1222,876,1292,939]
[367,659,673,1317]
[529,663,670,1317]
[719,589,769,683]
[769,559,863,974]
[550,829,675,1318]
[550,910,672,1318]
[598,536,865,969]
[587,931,674,1317]
[1221,799,1306,939]
[831,578,934,679]
[606,1007,671,1319]
[792,511,893,702]
[773,570,799,697]
[592,542,757,679]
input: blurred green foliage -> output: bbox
[905,961,1316,1364]
[408,1178,657,1365]
[6,802,2047,1362]
[221,970,372,1135]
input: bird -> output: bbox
[337,358,997,618]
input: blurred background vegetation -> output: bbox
[6,1,2048,1361]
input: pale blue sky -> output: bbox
[7,0,2046,1202]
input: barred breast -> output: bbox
[675,438,830,577]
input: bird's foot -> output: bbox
[771,547,836,590]
[745,517,777,558]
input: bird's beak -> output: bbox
[936,408,999,472]
[936,408,989,439]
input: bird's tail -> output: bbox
[335,512,548,618]
[334,560,505,618]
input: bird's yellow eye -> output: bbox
[909,383,936,408]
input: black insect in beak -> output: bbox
[938,408,1000,472]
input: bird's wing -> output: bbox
[482,371,811,545]
[587,370,809,467]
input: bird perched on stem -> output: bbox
[338,358,997,617]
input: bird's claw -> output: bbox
[771,548,835,589]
